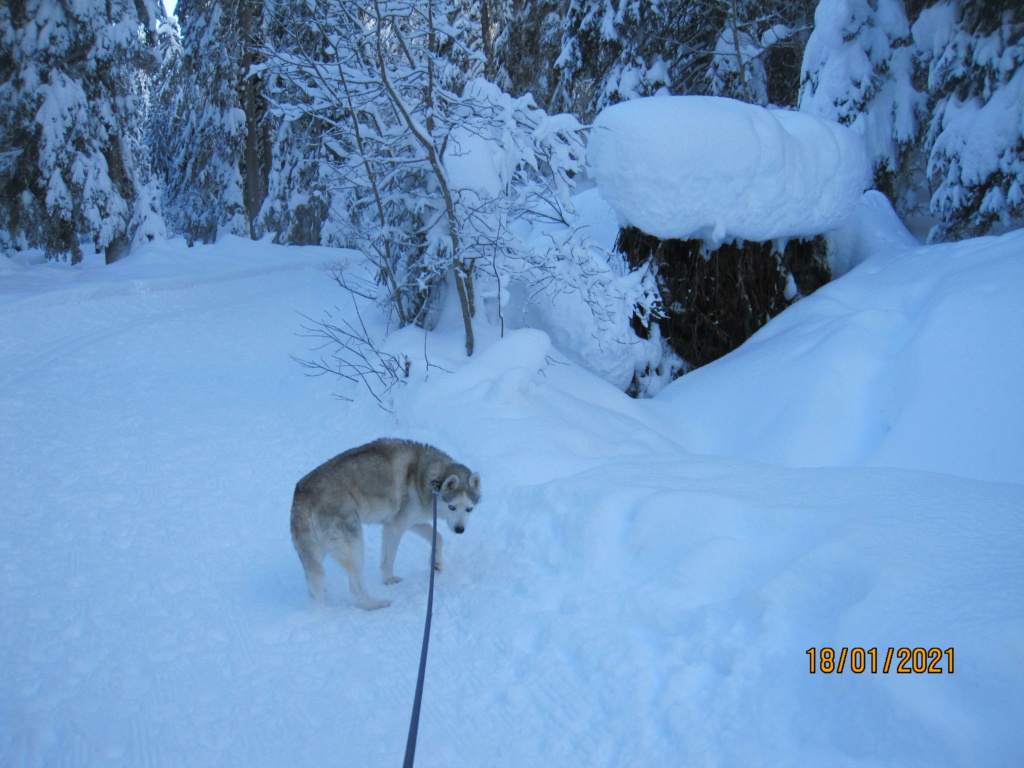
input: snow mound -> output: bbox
[825,190,920,277]
[588,95,870,245]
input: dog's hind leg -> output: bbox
[325,517,391,611]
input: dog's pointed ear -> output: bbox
[441,473,460,493]
[468,472,480,494]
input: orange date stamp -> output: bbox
[806,647,954,674]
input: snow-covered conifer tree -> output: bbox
[249,0,330,246]
[533,0,812,118]
[155,0,268,245]
[914,0,1024,241]
[799,0,925,208]
[255,118,330,247]
[1,0,164,263]
[801,0,1022,240]
[491,0,565,106]
[550,0,674,119]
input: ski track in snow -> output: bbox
[2,237,1022,767]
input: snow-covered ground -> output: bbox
[2,219,1022,766]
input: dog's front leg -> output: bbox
[409,523,443,572]
[381,524,405,584]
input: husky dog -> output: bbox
[290,438,481,609]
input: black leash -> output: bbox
[402,487,439,768]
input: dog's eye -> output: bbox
[448,504,456,511]
[466,507,473,513]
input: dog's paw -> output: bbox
[433,560,443,572]
[360,598,392,611]
[384,576,402,585]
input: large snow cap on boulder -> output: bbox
[588,96,870,245]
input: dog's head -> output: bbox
[438,468,481,535]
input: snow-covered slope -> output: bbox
[1,229,1021,767]
[658,228,1024,484]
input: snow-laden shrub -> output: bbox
[259,0,482,346]
[707,22,795,105]
[444,78,664,391]
[263,0,653,384]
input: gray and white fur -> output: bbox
[290,438,481,609]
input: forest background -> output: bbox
[2,0,1022,377]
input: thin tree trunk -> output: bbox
[372,0,475,355]
[239,0,264,236]
[481,0,493,79]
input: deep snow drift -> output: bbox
[1,219,1022,767]
[659,228,1024,483]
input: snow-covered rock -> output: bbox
[588,95,870,245]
